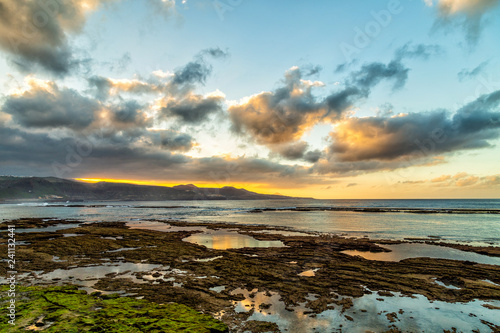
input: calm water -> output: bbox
[1,199,499,246]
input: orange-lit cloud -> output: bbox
[228,67,329,145]
[429,172,500,187]
[426,0,499,15]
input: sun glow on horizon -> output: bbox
[73,178,278,195]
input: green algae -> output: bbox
[0,285,227,332]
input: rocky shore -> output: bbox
[1,218,499,332]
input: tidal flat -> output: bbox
[1,218,499,332]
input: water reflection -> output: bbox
[127,221,210,233]
[230,288,500,333]
[298,269,319,277]
[342,243,500,265]
[183,230,285,250]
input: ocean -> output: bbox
[2,199,499,246]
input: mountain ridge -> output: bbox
[0,176,311,201]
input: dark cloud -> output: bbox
[229,67,327,145]
[458,60,489,81]
[160,93,224,124]
[173,61,211,86]
[0,0,112,75]
[314,155,445,177]
[9,46,83,76]
[156,131,195,152]
[269,143,322,163]
[108,100,151,127]
[178,156,325,187]
[200,47,228,59]
[0,124,189,178]
[2,81,99,129]
[173,47,228,86]
[0,122,328,188]
[87,76,114,100]
[394,43,443,60]
[324,86,365,119]
[303,64,322,77]
[270,142,309,160]
[347,59,409,91]
[303,150,322,163]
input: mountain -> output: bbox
[0,176,308,201]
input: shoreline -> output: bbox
[3,200,500,214]
[1,217,499,332]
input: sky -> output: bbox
[0,0,499,199]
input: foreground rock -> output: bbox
[0,285,228,332]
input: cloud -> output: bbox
[87,76,161,100]
[0,124,192,178]
[0,0,115,75]
[173,61,212,86]
[228,58,411,160]
[316,89,500,175]
[268,142,323,163]
[303,149,322,163]
[151,130,195,152]
[347,59,409,91]
[172,47,228,86]
[0,121,331,188]
[199,47,228,59]
[431,174,452,182]
[427,0,500,45]
[458,60,489,81]
[2,79,100,129]
[394,43,443,60]
[430,172,500,187]
[105,100,151,128]
[229,67,330,145]
[329,94,500,162]
[270,141,309,160]
[229,61,409,158]
[87,49,227,126]
[159,92,224,124]
[303,64,322,77]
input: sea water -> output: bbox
[1,199,499,246]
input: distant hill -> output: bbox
[0,176,308,201]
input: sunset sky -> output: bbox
[0,0,500,198]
